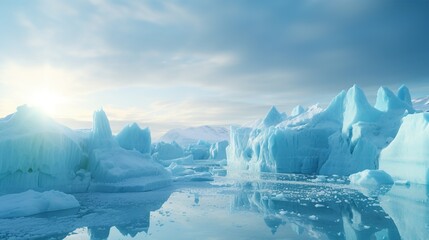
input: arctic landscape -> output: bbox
[0,84,428,239]
[2,1,429,239]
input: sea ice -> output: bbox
[0,190,79,218]
[349,169,394,186]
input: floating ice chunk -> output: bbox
[394,180,410,186]
[308,215,318,221]
[167,162,213,182]
[349,169,393,186]
[158,155,194,167]
[0,190,79,218]
[116,123,151,154]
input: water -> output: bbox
[0,173,428,240]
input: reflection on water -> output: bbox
[232,177,400,239]
[0,173,428,239]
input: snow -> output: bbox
[0,190,79,218]
[227,85,415,178]
[158,125,229,147]
[379,112,429,184]
[349,170,394,186]
[116,123,151,154]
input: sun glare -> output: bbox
[30,89,63,115]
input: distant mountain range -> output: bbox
[157,125,230,146]
[157,96,429,147]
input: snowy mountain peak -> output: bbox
[158,125,230,147]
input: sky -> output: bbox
[0,0,429,138]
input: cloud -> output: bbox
[1,0,429,136]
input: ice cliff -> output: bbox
[227,85,429,184]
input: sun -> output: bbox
[30,89,63,115]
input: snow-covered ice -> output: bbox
[0,190,79,218]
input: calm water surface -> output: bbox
[0,173,428,240]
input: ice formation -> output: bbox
[379,112,429,184]
[0,190,79,218]
[88,110,171,192]
[209,140,229,160]
[152,141,185,161]
[166,162,213,181]
[185,140,211,160]
[349,170,394,186]
[0,105,87,193]
[0,106,171,193]
[116,123,151,154]
[227,85,419,180]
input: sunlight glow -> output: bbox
[29,89,64,115]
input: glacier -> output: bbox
[227,85,429,184]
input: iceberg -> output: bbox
[152,141,185,161]
[0,190,79,218]
[0,106,171,193]
[185,140,211,160]
[349,169,394,186]
[227,85,416,178]
[379,113,429,184]
[88,110,171,192]
[116,123,151,155]
[0,105,88,193]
